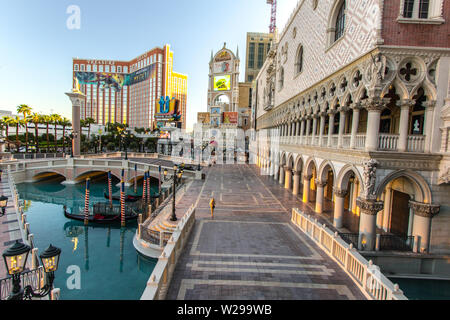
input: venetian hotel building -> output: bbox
[72,44,187,129]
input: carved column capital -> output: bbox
[356,198,384,215]
[408,201,440,218]
[338,106,350,113]
[351,102,363,110]
[315,179,327,188]
[327,109,338,116]
[363,98,386,112]
[303,174,312,181]
[293,170,301,176]
[333,187,348,198]
[396,99,415,109]
[423,100,436,109]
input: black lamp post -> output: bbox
[0,195,8,216]
[2,241,61,300]
[163,164,184,222]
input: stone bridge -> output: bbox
[4,158,200,185]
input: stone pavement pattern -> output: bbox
[0,172,23,277]
[166,164,366,300]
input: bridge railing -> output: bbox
[291,208,408,300]
[140,205,196,300]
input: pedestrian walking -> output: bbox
[209,197,215,219]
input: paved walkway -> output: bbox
[0,173,23,277]
[165,164,365,300]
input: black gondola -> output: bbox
[63,205,139,224]
[104,191,142,203]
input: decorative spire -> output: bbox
[223,42,227,48]
[210,50,213,63]
[236,45,239,59]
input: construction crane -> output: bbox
[267,0,277,34]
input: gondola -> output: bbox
[103,191,142,203]
[63,205,138,224]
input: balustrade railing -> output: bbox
[378,134,399,151]
[140,205,196,300]
[331,135,339,147]
[291,208,407,300]
[407,135,425,153]
[342,135,351,148]
[355,134,366,150]
[321,136,328,147]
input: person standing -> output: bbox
[209,197,215,219]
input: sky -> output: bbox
[0,0,298,131]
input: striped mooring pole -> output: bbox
[134,164,137,193]
[120,179,125,227]
[84,178,90,225]
[147,171,151,203]
[108,171,113,207]
[158,165,162,196]
[143,172,147,203]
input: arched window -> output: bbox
[279,67,284,90]
[335,1,346,42]
[295,45,304,75]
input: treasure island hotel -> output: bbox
[72,44,187,129]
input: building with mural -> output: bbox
[72,44,187,130]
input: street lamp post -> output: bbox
[2,241,61,300]
[163,164,184,222]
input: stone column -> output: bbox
[284,166,292,190]
[397,100,414,152]
[356,198,384,251]
[337,106,348,148]
[302,174,312,203]
[300,119,305,143]
[305,117,311,144]
[381,186,392,231]
[319,112,326,147]
[293,171,301,195]
[349,103,361,149]
[333,187,348,228]
[327,111,336,147]
[364,99,384,152]
[312,115,318,144]
[296,121,301,136]
[315,180,327,214]
[65,91,86,157]
[423,101,436,153]
[279,166,285,185]
[409,200,440,253]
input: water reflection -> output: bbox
[16,178,158,300]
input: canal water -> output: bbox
[16,174,159,300]
[389,277,450,300]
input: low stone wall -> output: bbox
[140,205,196,300]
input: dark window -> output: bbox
[335,1,346,42]
[257,43,265,68]
[267,42,271,53]
[248,75,254,82]
[279,68,284,89]
[403,0,415,18]
[419,0,429,18]
[296,46,303,74]
[248,43,255,69]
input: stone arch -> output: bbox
[294,155,304,173]
[381,79,409,100]
[410,81,437,102]
[74,170,122,183]
[355,86,368,103]
[280,152,287,166]
[286,153,295,169]
[304,157,318,177]
[336,164,364,193]
[376,170,432,203]
[318,161,336,184]
[32,170,67,181]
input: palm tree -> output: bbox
[50,114,62,152]
[12,116,24,152]
[30,113,42,153]
[17,104,32,153]
[43,115,51,153]
[59,117,71,154]
[85,117,95,141]
[2,116,14,152]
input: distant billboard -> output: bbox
[197,112,210,124]
[223,112,238,124]
[156,96,181,121]
[213,61,231,73]
[214,75,231,91]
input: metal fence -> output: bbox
[338,233,360,248]
[379,235,414,251]
[0,267,46,300]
